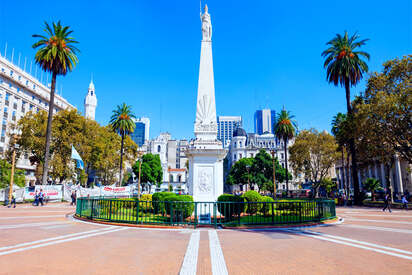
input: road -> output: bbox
[0,204,411,274]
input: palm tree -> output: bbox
[331,112,348,195]
[32,21,79,185]
[110,103,136,186]
[363,178,382,201]
[274,108,297,193]
[322,31,369,205]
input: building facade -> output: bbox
[130,117,150,147]
[217,115,242,148]
[146,133,188,189]
[335,155,412,198]
[84,80,97,120]
[227,127,301,191]
[0,55,74,185]
[254,109,276,135]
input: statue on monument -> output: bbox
[200,4,212,41]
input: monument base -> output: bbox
[186,145,227,203]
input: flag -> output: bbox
[71,145,84,170]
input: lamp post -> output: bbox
[137,151,144,199]
[8,136,19,206]
[270,150,276,199]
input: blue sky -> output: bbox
[0,0,411,140]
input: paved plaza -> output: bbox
[0,204,411,274]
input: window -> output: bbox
[233,154,236,160]
[169,175,174,183]
[239,141,242,147]
[239,153,242,159]
[26,80,29,86]
[33,84,36,90]
[178,175,182,183]
[157,145,161,153]
[18,76,21,81]
[10,70,13,77]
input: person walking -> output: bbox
[33,190,39,206]
[71,191,77,206]
[38,189,44,206]
[382,193,392,213]
[401,195,408,210]
[8,191,17,208]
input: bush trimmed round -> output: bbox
[217,194,245,218]
[152,192,175,214]
[242,190,262,214]
[164,195,194,219]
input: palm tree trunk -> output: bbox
[284,138,289,193]
[119,133,125,187]
[41,72,56,185]
[345,80,360,205]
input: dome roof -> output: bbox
[233,127,247,137]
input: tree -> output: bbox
[0,159,25,189]
[289,129,339,197]
[32,21,79,185]
[363,178,382,201]
[226,158,254,188]
[274,108,297,192]
[331,112,350,195]
[133,153,163,188]
[109,103,136,186]
[322,31,370,205]
[319,178,337,198]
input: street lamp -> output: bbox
[137,151,144,199]
[270,150,276,199]
[8,135,20,206]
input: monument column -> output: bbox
[186,5,227,204]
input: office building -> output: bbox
[217,116,242,147]
[254,109,276,134]
[131,117,150,147]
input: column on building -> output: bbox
[380,163,386,187]
[395,155,404,195]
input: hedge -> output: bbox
[152,192,175,214]
[259,196,275,216]
[242,190,262,214]
[217,194,245,218]
[139,194,153,212]
[164,195,194,219]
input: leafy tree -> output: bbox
[331,112,350,194]
[322,31,369,205]
[32,21,79,185]
[289,129,339,197]
[274,108,297,192]
[319,178,337,198]
[133,153,163,187]
[225,158,254,187]
[0,159,25,189]
[109,103,136,186]
[363,178,382,201]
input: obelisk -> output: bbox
[186,5,227,204]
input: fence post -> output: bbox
[299,202,302,223]
[136,200,140,224]
[109,200,112,222]
[170,202,173,225]
[194,202,197,229]
[271,202,274,224]
[90,199,94,220]
[214,202,217,229]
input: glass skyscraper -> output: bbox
[254,109,276,134]
[130,117,150,147]
[217,116,242,147]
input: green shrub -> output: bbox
[242,190,262,214]
[259,196,275,216]
[152,192,175,214]
[165,195,194,219]
[139,194,153,212]
[217,194,245,218]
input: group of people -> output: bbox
[382,189,410,213]
[32,189,46,206]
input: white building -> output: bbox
[84,80,97,120]
[227,127,301,191]
[147,133,188,190]
[217,115,242,148]
[0,54,74,185]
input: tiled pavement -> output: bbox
[0,204,411,274]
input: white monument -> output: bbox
[186,5,227,203]
[84,79,97,120]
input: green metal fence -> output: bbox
[75,197,336,228]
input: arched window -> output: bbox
[169,175,174,182]
[157,145,161,153]
[234,142,237,149]
[239,141,242,147]
[178,175,182,182]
